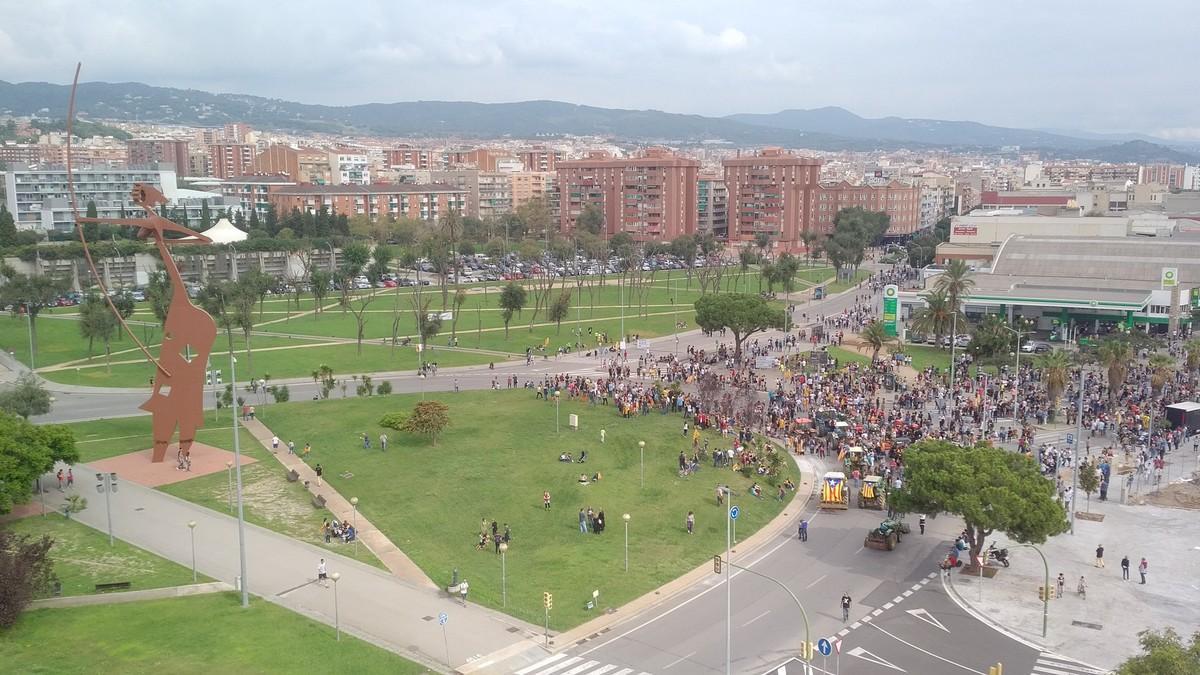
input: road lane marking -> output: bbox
[610,670,633,675]
[872,609,884,616]
[882,602,894,610]
[742,610,771,627]
[906,608,950,633]
[516,654,566,675]
[559,660,600,675]
[850,622,862,629]
[530,656,582,675]
[582,666,618,675]
[866,622,984,674]
[892,595,904,603]
[854,545,865,555]
[662,651,696,669]
[902,590,913,597]
[804,574,827,589]
[910,584,922,591]
[847,646,907,672]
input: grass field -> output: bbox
[824,268,872,295]
[2,513,207,597]
[0,592,430,674]
[61,416,383,568]
[260,389,796,629]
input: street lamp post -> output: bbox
[554,390,561,433]
[350,497,359,558]
[1010,543,1050,637]
[638,440,646,489]
[329,571,342,641]
[622,513,631,572]
[225,460,233,513]
[95,472,118,547]
[499,541,508,607]
[187,521,197,583]
[230,355,250,608]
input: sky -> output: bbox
[2,0,1198,137]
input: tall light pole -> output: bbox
[95,472,118,546]
[622,513,631,572]
[725,504,734,675]
[554,390,561,433]
[27,309,35,370]
[231,355,250,607]
[225,460,233,513]
[329,571,342,641]
[187,521,197,583]
[350,497,359,558]
[1010,543,1050,638]
[499,541,508,607]
[638,440,645,489]
[1071,367,1084,535]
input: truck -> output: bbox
[1166,401,1200,431]
[858,475,886,510]
[820,471,849,510]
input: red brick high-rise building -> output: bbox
[387,145,437,170]
[556,148,699,242]
[813,181,920,236]
[519,146,562,172]
[208,143,256,179]
[126,139,190,171]
[722,148,822,249]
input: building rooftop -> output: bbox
[272,183,464,195]
[990,234,1200,283]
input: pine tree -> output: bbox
[0,204,18,248]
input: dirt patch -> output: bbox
[1145,471,1200,510]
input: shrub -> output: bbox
[378,412,408,431]
[376,381,393,395]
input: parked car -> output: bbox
[1021,340,1052,353]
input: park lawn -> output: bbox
[827,346,873,368]
[824,269,872,295]
[0,592,431,674]
[2,513,208,597]
[59,416,385,568]
[261,389,797,630]
[39,340,500,388]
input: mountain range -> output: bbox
[1,79,1196,162]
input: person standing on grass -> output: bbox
[686,511,695,534]
[362,432,370,449]
[315,464,324,487]
[379,434,388,451]
[543,490,551,510]
[579,509,587,533]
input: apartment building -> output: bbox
[0,144,42,166]
[915,173,956,229]
[431,169,514,219]
[556,148,700,242]
[519,146,562,172]
[697,173,727,237]
[387,145,437,170]
[208,143,256,179]
[722,147,822,248]
[126,139,190,171]
[1140,163,1186,189]
[1,166,231,234]
[510,171,554,209]
[329,151,370,185]
[268,184,466,222]
[813,180,921,236]
[219,175,297,218]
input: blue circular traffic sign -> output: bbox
[817,638,832,656]
[729,506,740,520]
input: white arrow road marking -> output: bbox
[905,607,950,633]
[847,647,906,672]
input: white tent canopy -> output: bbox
[201,218,247,244]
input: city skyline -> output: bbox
[2,0,1198,138]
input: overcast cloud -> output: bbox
[1,0,1197,136]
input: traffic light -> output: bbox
[800,641,814,660]
[543,592,553,610]
[1038,586,1055,601]
[713,555,722,574]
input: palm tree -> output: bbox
[759,261,775,294]
[1095,339,1132,405]
[1148,353,1175,396]
[933,259,975,317]
[910,288,956,348]
[861,320,892,361]
[1184,338,1200,382]
[1039,349,1073,420]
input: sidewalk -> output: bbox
[34,464,541,673]
[945,448,1200,671]
[239,417,435,588]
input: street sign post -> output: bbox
[817,639,832,656]
[729,505,740,520]
[439,612,450,669]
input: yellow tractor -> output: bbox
[820,471,849,510]
[858,475,886,510]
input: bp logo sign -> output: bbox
[1162,268,1178,287]
[884,287,897,298]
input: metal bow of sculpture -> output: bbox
[66,63,217,463]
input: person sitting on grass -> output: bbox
[578,450,588,463]
[750,483,763,499]
[578,473,590,484]
[592,472,602,482]
[559,452,573,463]
[476,532,488,550]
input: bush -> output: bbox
[0,530,55,628]
[269,385,290,403]
[378,412,408,430]
[376,381,393,395]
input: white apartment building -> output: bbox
[329,152,370,185]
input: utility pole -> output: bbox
[1071,368,1084,535]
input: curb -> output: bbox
[29,581,234,609]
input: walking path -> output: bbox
[239,417,435,588]
[34,464,540,673]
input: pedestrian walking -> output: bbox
[379,434,388,451]
[271,435,280,453]
[1138,558,1148,584]
[303,442,311,457]
[543,490,551,510]
[56,469,64,490]
[287,440,296,455]
[1121,555,1130,580]
[918,514,926,535]
[315,463,324,487]
[841,592,852,621]
[1095,544,1105,568]
[578,508,587,533]
[716,484,725,505]
[686,511,695,534]
[1056,573,1065,598]
[362,432,370,449]
[317,558,328,587]
[1077,575,1087,599]
[798,519,808,542]
[66,469,74,488]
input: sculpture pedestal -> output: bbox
[88,442,258,487]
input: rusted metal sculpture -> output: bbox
[66,64,217,463]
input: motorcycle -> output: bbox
[986,542,1010,568]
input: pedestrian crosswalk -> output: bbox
[1031,652,1111,675]
[513,653,652,675]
